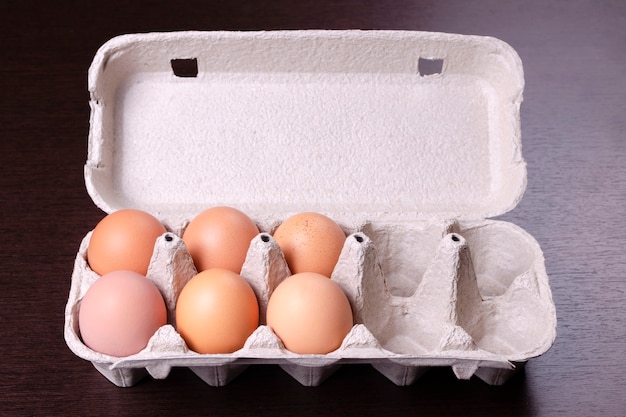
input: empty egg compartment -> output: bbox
[332,218,556,385]
[456,220,557,360]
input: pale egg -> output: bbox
[175,268,259,354]
[266,272,354,354]
[78,270,167,357]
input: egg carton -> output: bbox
[64,30,557,387]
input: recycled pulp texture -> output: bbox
[64,30,557,387]
[84,30,526,231]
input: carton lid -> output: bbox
[85,30,526,230]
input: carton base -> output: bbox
[279,364,343,386]
[190,364,250,387]
[474,361,526,385]
[372,362,430,386]
[92,362,148,387]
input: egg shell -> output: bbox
[175,268,259,354]
[78,270,167,357]
[182,206,260,273]
[273,212,346,277]
[266,272,354,354]
[87,209,167,276]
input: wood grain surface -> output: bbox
[1,1,625,416]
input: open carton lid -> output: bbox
[85,30,526,230]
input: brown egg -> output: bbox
[273,212,346,277]
[87,209,167,276]
[182,206,259,273]
[266,272,354,354]
[78,270,167,357]
[175,268,259,354]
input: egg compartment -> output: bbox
[352,218,556,385]
[65,30,557,387]
[63,224,387,388]
[64,215,555,387]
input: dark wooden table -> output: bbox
[2,1,625,416]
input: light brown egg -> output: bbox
[266,272,354,354]
[175,268,259,354]
[182,206,259,273]
[78,270,167,357]
[273,212,346,277]
[87,209,167,276]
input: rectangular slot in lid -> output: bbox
[418,57,444,76]
[171,58,198,77]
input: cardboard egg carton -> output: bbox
[64,30,557,387]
